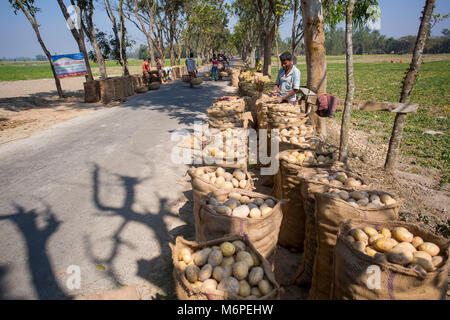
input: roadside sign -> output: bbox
[51,53,88,78]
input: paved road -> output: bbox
[0,75,237,299]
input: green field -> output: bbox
[270,58,449,185]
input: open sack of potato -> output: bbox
[170,235,281,300]
[197,189,283,262]
[308,190,403,300]
[188,166,255,241]
[294,169,369,288]
[332,219,449,300]
[275,149,335,250]
[201,128,248,167]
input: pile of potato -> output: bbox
[207,96,245,128]
[278,125,315,140]
[178,240,274,298]
[202,130,247,160]
[206,192,277,219]
[280,150,333,166]
[307,170,367,188]
[195,167,252,191]
[326,189,397,208]
[346,226,446,272]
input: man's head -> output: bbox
[155,57,160,62]
[213,54,217,59]
[190,52,194,58]
[279,52,293,71]
[144,58,148,62]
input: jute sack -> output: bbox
[84,80,100,103]
[294,170,368,288]
[99,78,114,104]
[172,66,181,79]
[126,75,135,96]
[188,166,254,242]
[191,78,203,86]
[113,77,126,101]
[332,219,449,300]
[149,82,161,90]
[275,149,335,250]
[309,191,403,300]
[182,74,191,82]
[197,189,283,263]
[169,234,281,300]
[231,69,240,87]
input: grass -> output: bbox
[272,58,450,186]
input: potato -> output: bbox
[216,167,225,177]
[432,256,445,268]
[223,265,233,278]
[231,240,246,253]
[232,205,250,218]
[373,238,395,252]
[178,248,192,264]
[208,250,223,267]
[369,194,380,202]
[233,169,246,181]
[240,196,251,204]
[193,248,212,267]
[249,207,262,218]
[357,198,369,206]
[221,181,234,191]
[201,279,218,292]
[195,168,205,176]
[366,246,378,257]
[409,264,427,274]
[185,264,200,283]
[199,264,213,281]
[231,178,239,188]
[229,192,242,201]
[411,236,424,249]
[412,251,435,272]
[346,179,362,187]
[213,266,227,282]
[239,280,251,297]
[257,280,273,296]
[335,172,347,183]
[386,247,414,265]
[248,267,264,286]
[339,191,349,201]
[249,251,261,267]
[251,287,262,298]
[223,172,233,181]
[216,205,232,215]
[369,234,385,246]
[363,227,379,237]
[392,227,413,243]
[224,198,240,210]
[260,205,272,216]
[346,235,356,244]
[330,180,343,187]
[350,191,368,201]
[395,242,416,253]
[374,252,388,263]
[350,229,369,243]
[217,277,240,296]
[233,261,249,280]
[239,180,247,189]
[381,228,392,238]
[215,176,225,187]
[263,199,276,208]
[355,241,366,252]
[220,242,236,257]
[178,261,188,272]
[380,194,396,205]
[208,197,219,206]
[418,242,440,257]
[252,198,265,206]
[236,251,255,268]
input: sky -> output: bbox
[0,0,449,59]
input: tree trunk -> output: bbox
[385,0,435,170]
[57,0,93,80]
[292,0,299,65]
[119,0,129,76]
[338,0,355,163]
[301,0,327,138]
[263,24,276,76]
[275,26,280,70]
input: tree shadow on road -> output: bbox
[0,205,69,300]
[85,163,194,299]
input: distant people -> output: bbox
[255,56,262,73]
[155,57,166,83]
[142,58,150,84]
[210,54,219,81]
[185,52,198,88]
[272,52,300,105]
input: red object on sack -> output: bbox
[316,94,338,118]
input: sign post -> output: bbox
[51,53,88,78]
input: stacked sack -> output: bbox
[207,96,246,130]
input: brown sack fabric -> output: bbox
[333,219,449,300]
[197,189,283,263]
[294,170,369,288]
[188,166,254,242]
[169,235,281,300]
[84,80,100,103]
[309,191,403,300]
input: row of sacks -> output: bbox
[171,165,284,300]
[83,75,161,104]
[272,147,449,300]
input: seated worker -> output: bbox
[142,58,150,84]
[163,66,173,81]
[272,52,300,105]
[185,52,198,88]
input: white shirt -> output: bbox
[185,58,197,73]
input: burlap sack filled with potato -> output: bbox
[309,191,403,300]
[197,189,282,263]
[332,219,449,300]
[170,234,281,300]
[294,170,369,288]
[188,166,254,242]
[274,149,335,250]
